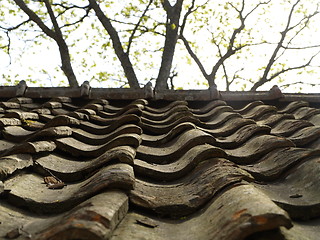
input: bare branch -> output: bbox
[127,0,153,54]
[276,6,319,61]
[180,0,269,88]
[0,19,32,65]
[283,0,301,32]
[244,0,271,19]
[3,32,12,64]
[251,0,319,90]
[267,50,320,82]
[218,36,244,91]
[13,0,55,39]
[222,62,229,91]
[207,1,262,86]
[179,0,209,36]
[169,66,178,90]
[29,1,91,29]
[251,0,299,90]
[286,3,319,32]
[0,18,31,31]
[43,0,78,87]
[110,18,143,27]
[11,0,79,87]
[284,45,320,50]
[139,27,166,37]
[61,5,92,29]
[280,81,320,90]
[35,0,87,10]
[230,68,245,86]
[43,0,61,37]
[180,35,209,79]
[88,0,140,89]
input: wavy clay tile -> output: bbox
[0,91,320,239]
[130,158,252,217]
[254,156,320,220]
[4,163,134,214]
[134,144,226,181]
[115,184,292,240]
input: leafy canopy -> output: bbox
[0,0,319,92]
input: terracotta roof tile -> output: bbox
[0,88,320,239]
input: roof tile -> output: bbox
[4,163,134,214]
[0,89,320,239]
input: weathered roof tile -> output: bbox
[136,129,215,164]
[0,102,20,109]
[134,144,226,181]
[0,90,320,239]
[28,191,128,240]
[0,154,33,181]
[55,133,141,157]
[114,184,292,240]
[0,118,22,127]
[255,156,320,220]
[271,119,313,137]
[4,163,134,214]
[35,146,136,181]
[131,158,252,217]
[240,147,320,181]
[4,111,39,120]
[8,97,33,104]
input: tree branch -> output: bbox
[230,68,245,86]
[207,1,249,86]
[180,35,209,79]
[12,0,79,87]
[61,5,92,29]
[180,0,268,88]
[276,5,319,62]
[179,0,202,36]
[222,61,229,91]
[284,45,320,50]
[88,0,140,89]
[43,0,78,87]
[266,50,320,83]
[0,19,32,65]
[0,18,31,31]
[280,81,320,90]
[127,0,153,55]
[217,42,244,91]
[13,0,55,39]
[250,0,319,90]
[3,32,12,64]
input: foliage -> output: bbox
[0,0,319,91]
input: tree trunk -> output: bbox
[58,42,79,87]
[155,0,183,91]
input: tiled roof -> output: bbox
[0,85,320,239]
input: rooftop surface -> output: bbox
[0,83,320,239]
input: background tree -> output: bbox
[250,0,320,91]
[0,0,90,87]
[178,0,320,91]
[0,0,319,92]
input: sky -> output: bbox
[0,0,320,92]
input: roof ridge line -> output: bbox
[0,81,319,102]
